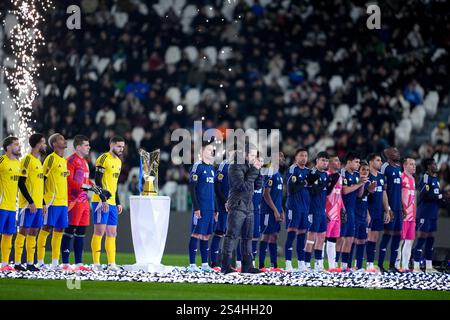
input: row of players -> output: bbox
[188,144,450,273]
[0,133,125,272]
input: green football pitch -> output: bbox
[0,252,449,300]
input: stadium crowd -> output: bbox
[1,0,450,213]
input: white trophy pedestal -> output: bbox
[123,195,172,273]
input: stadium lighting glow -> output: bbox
[3,0,52,152]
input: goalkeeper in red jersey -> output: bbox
[61,135,110,271]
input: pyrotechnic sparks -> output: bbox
[2,0,52,152]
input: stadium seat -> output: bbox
[131,127,145,148]
[165,46,181,65]
[166,87,182,106]
[183,46,199,63]
[410,106,426,132]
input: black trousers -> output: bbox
[221,208,254,272]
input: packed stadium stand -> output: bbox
[1,0,449,214]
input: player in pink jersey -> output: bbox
[325,155,344,271]
[397,157,416,271]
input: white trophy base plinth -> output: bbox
[122,263,176,273]
[127,196,172,273]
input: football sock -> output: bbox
[389,234,401,266]
[378,234,391,268]
[269,242,277,268]
[341,252,349,269]
[424,237,434,261]
[348,243,355,267]
[188,237,198,265]
[284,231,296,261]
[413,237,426,262]
[105,236,116,265]
[296,233,306,261]
[73,234,85,265]
[91,234,102,265]
[209,234,221,265]
[366,241,376,264]
[1,235,13,265]
[199,240,209,264]
[252,240,258,260]
[14,233,26,264]
[61,232,73,264]
[401,239,413,270]
[259,240,268,268]
[356,243,365,269]
[26,235,37,264]
[37,229,50,263]
[51,231,63,261]
[326,241,336,269]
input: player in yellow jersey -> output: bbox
[91,136,124,271]
[0,136,21,272]
[14,133,47,271]
[36,133,69,270]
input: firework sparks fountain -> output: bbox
[1,0,52,151]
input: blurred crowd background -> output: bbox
[0,0,449,214]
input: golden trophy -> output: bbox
[138,148,160,196]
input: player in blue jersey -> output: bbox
[378,147,403,273]
[209,153,231,271]
[366,153,391,272]
[303,151,330,272]
[338,151,366,271]
[188,141,217,272]
[413,158,450,273]
[284,148,311,272]
[353,161,377,271]
[251,171,264,268]
[259,152,286,272]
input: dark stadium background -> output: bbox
[0,0,450,261]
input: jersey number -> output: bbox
[206,177,214,183]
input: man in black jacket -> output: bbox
[221,143,263,274]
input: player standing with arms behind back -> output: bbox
[187,141,217,273]
[36,133,69,270]
[284,148,311,272]
[378,147,402,273]
[91,136,124,271]
[0,137,21,271]
[413,158,450,273]
[14,133,46,271]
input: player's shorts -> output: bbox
[416,217,437,233]
[368,209,384,231]
[253,210,261,239]
[309,212,327,233]
[43,206,68,229]
[92,202,118,226]
[191,210,214,235]
[368,217,384,232]
[402,220,416,240]
[68,201,90,226]
[261,211,281,235]
[340,212,355,237]
[384,210,402,232]
[18,208,43,229]
[0,209,16,234]
[326,219,340,238]
[354,220,368,240]
[214,210,228,234]
[285,207,310,230]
